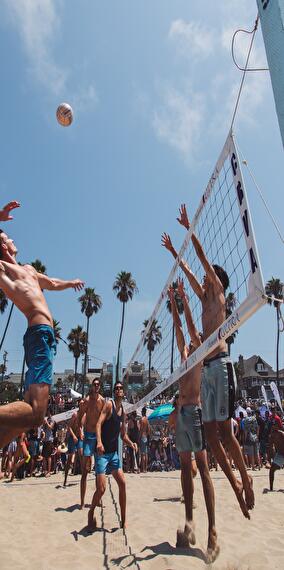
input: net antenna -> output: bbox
[124,130,266,413]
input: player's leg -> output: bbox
[112,468,127,528]
[0,384,49,447]
[88,473,107,531]
[80,455,91,509]
[195,449,219,563]
[269,463,279,491]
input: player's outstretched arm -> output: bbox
[37,273,85,292]
[178,204,218,287]
[162,231,203,299]
[168,285,186,359]
[0,201,20,222]
[177,279,201,349]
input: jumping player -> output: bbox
[162,203,254,519]
[168,279,219,562]
[0,225,84,448]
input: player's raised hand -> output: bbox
[177,204,190,230]
[177,277,185,297]
[161,232,173,251]
[0,201,20,222]
[167,285,175,302]
[72,279,85,291]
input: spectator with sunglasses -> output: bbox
[87,382,137,531]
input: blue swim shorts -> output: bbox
[24,325,56,392]
[95,451,121,475]
[67,436,83,454]
[83,432,97,457]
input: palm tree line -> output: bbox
[1,255,282,398]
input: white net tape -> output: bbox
[124,131,266,413]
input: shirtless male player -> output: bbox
[77,379,105,509]
[162,203,254,519]
[168,279,218,562]
[0,210,84,448]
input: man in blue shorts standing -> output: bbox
[78,379,105,508]
[0,202,84,448]
[87,382,137,531]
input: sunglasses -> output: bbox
[93,383,100,387]
[114,386,123,391]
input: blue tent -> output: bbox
[148,403,174,422]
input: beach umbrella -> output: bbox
[148,403,174,422]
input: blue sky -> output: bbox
[0,0,283,375]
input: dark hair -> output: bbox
[92,378,100,385]
[212,264,229,291]
[142,406,147,416]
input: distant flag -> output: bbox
[270,381,283,413]
[261,384,269,409]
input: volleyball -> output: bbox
[56,102,73,127]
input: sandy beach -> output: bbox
[0,469,283,570]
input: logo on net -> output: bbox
[218,313,240,340]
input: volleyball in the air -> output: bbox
[56,102,73,127]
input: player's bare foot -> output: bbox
[80,503,85,510]
[235,479,250,519]
[176,522,196,548]
[87,510,97,532]
[244,475,254,510]
[206,529,220,564]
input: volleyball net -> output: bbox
[124,130,266,413]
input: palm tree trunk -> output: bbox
[74,357,78,391]
[148,350,152,383]
[116,301,125,382]
[19,352,26,400]
[170,323,175,374]
[82,317,90,398]
[0,303,14,352]
[276,306,280,382]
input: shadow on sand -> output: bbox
[153,496,181,503]
[55,503,91,513]
[111,541,207,567]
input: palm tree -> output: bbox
[67,325,87,391]
[79,287,102,397]
[0,289,8,314]
[113,271,138,381]
[31,259,47,274]
[142,318,162,384]
[53,319,62,344]
[0,290,13,353]
[225,292,238,356]
[265,277,284,381]
[166,281,184,373]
